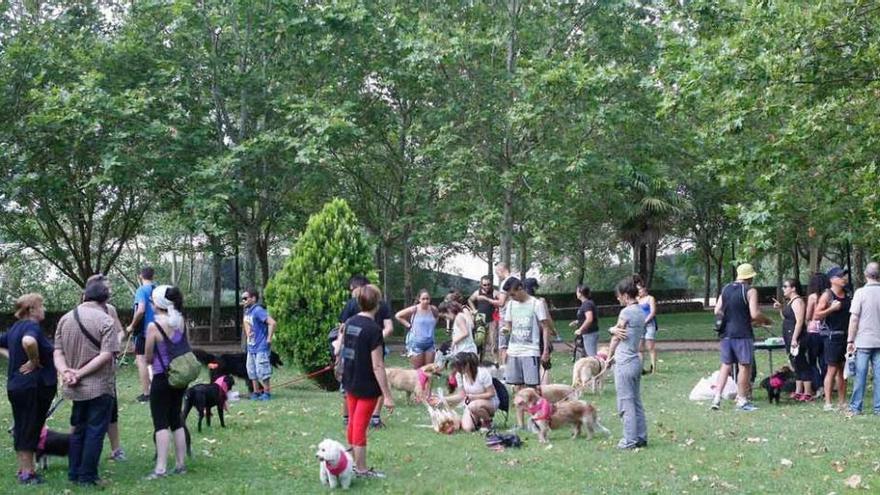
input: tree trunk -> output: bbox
[486,244,494,280]
[631,242,640,275]
[209,235,223,345]
[854,245,866,287]
[243,227,259,291]
[646,241,658,287]
[639,242,649,281]
[576,248,587,287]
[256,235,270,292]
[501,188,513,268]
[808,236,820,274]
[715,254,725,298]
[518,236,528,279]
[402,240,413,304]
[381,243,390,301]
[791,240,801,284]
[704,251,711,307]
[776,249,785,302]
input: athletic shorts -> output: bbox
[824,336,846,365]
[246,351,272,381]
[135,334,146,355]
[8,385,56,451]
[720,338,754,365]
[111,395,119,424]
[505,356,541,386]
[644,322,658,341]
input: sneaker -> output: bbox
[823,403,836,412]
[845,409,860,419]
[635,439,648,448]
[616,439,639,450]
[710,396,722,410]
[109,448,127,461]
[342,416,349,426]
[172,466,187,475]
[137,394,149,403]
[260,392,272,401]
[355,468,386,479]
[18,472,44,485]
[736,402,758,412]
[144,471,167,481]
[250,392,261,400]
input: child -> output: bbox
[608,276,648,449]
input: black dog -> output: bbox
[35,428,70,469]
[760,366,796,404]
[193,349,283,392]
[183,375,235,432]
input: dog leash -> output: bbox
[273,364,334,389]
[116,332,134,367]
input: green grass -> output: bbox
[3,317,878,494]
[412,311,780,345]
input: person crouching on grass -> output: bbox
[242,289,276,400]
[445,352,497,431]
[607,276,647,450]
[333,284,394,479]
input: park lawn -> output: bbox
[3,347,879,494]
[413,311,782,345]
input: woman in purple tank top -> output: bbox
[143,285,188,480]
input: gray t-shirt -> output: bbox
[614,304,646,365]
[852,282,880,348]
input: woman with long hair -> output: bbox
[395,289,439,369]
[636,279,658,374]
[775,279,812,400]
[446,352,497,431]
[143,286,189,479]
[805,272,831,397]
[570,285,599,358]
[437,300,478,357]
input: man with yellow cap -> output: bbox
[711,263,772,411]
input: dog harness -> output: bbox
[37,426,48,453]
[325,453,349,477]
[214,375,230,411]
[527,397,553,422]
[769,375,784,389]
[417,368,430,389]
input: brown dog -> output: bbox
[385,362,444,403]
[514,388,610,443]
[571,350,611,394]
[536,384,581,403]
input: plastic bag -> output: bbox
[844,353,857,380]
[689,371,736,401]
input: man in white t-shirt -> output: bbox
[492,263,518,365]
[847,262,880,416]
[501,277,551,428]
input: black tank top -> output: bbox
[722,282,753,339]
[476,289,495,319]
[782,297,801,341]
[824,290,851,336]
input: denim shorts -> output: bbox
[246,351,272,381]
[644,322,658,341]
[719,338,754,365]
[410,339,435,355]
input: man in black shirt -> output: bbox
[338,275,393,428]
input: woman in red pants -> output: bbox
[335,284,394,479]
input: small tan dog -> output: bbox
[571,348,612,394]
[425,392,461,434]
[385,362,444,403]
[515,388,610,443]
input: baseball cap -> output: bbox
[826,266,849,279]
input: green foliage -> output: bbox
[264,198,375,389]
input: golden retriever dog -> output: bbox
[385,362,444,403]
[536,383,581,403]
[515,388,610,443]
[571,349,611,394]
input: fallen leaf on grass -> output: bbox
[746,437,768,443]
[202,438,217,444]
[844,474,862,489]
[691,475,700,482]
[832,461,846,473]
[544,444,553,450]
[781,459,793,468]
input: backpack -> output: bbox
[473,312,488,347]
[154,322,200,389]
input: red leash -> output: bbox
[275,364,334,389]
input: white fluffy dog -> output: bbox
[316,438,354,490]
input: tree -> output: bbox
[0,4,175,286]
[264,199,376,390]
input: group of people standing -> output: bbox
[0,267,201,486]
[712,261,880,416]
